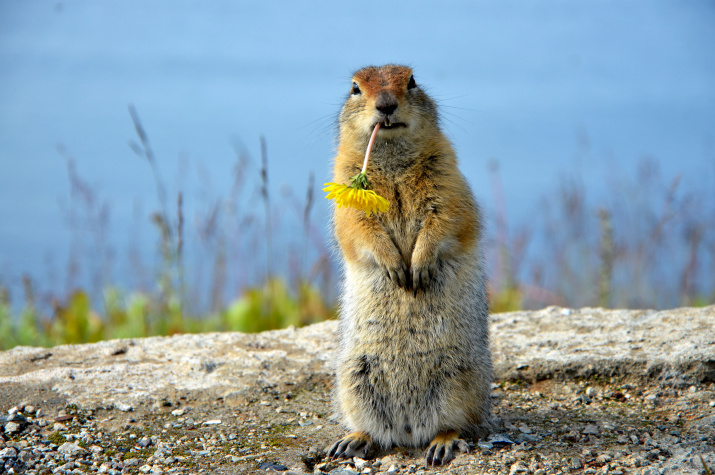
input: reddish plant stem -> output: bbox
[361,123,381,174]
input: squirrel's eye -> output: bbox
[351,82,361,95]
[407,75,417,90]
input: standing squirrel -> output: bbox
[327,65,492,466]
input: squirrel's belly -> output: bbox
[335,329,482,447]
[336,345,457,447]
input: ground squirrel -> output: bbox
[327,65,492,466]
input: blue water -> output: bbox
[1,1,714,307]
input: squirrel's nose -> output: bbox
[375,92,398,116]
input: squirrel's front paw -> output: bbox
[411,259,437,295]
[383,260,409,289]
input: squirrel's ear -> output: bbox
[407,75,417,90]
[351,82,361,95]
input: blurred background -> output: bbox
[1,1,714,349]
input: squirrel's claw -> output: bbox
[385,262,409,289]
[411,260,436,296]
[425,431,468,466]
[327,432,373,460]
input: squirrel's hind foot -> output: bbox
[328,431,374,460]
[425,431,469,466]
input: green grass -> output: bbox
[0,278,334,350]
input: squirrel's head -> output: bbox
[339,65,438,143]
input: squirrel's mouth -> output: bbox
[379,120,407,130]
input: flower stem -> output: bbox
[361,122,381,174]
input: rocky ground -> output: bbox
[1,306,714,475]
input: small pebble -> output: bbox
[18,450,32,463]
[509,461,529,474]
[57,442,86,456]
[0,447,18,459]
[259,461,289,471]
[487,433,515,446]
[353,457,369,470]
[137,437,152,448]
[329,469,359,475]
[4,422,22,433]
[115,402,134,412]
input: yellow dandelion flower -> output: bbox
[323,122,390,217]
[323,180,390,217]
